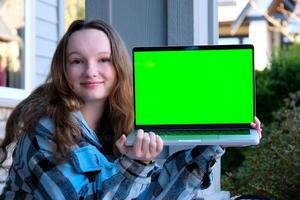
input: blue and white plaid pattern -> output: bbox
[0,112,224,199]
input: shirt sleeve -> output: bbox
[2,123,155,200]
[139,145,225,200]
[1,117,224,200]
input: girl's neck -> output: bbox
[80,100,106,131]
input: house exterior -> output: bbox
[0,0,64,139]
[0,0,64,192]
[218,0,300,70]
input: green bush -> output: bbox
[222,43,300,175]
[256,43,300,123]
[222,44,300,199]
[256,68,274,123]
[222,92,300,200]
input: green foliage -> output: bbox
[256,43,300,123]
[223,44,300,175]
[222,44,300,199]
[256,68,274,123]
[222,92,300,200]
[221,147,245,174]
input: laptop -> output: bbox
[126,44,260,146]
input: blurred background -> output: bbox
[218,1,300,199]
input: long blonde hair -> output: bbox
[0,20,134,163]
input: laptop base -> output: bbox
[125,129,260,147]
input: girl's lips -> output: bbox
[80,81,104,88]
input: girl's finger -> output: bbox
[149,132,157,155]
[156,134,163,153]
[254,116,261,126]
[115,134,127,155]
[133,129,144,154]
[141,132,150,153]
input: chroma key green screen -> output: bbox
[133,46,254,126]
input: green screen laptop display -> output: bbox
[133,45,255,130]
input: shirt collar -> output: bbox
[72,110,102,149]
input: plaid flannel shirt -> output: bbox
[0,111,224,200]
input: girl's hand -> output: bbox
[250,116,262,139]
[116,129,163,164]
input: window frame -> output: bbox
[0,0,36,108]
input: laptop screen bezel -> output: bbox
[132,44,256,131]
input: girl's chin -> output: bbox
[82,95,108,102]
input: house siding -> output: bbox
[36,1,58,24]
[0,0,63,192]
[35,0,60,86]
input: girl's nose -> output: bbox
[85,61,98,77]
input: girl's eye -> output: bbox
[99,58,111,63]
[70,59,83,64]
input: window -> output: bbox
[0,0,25,89]
[0,0,34,107]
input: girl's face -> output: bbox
[66,29,116,104]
